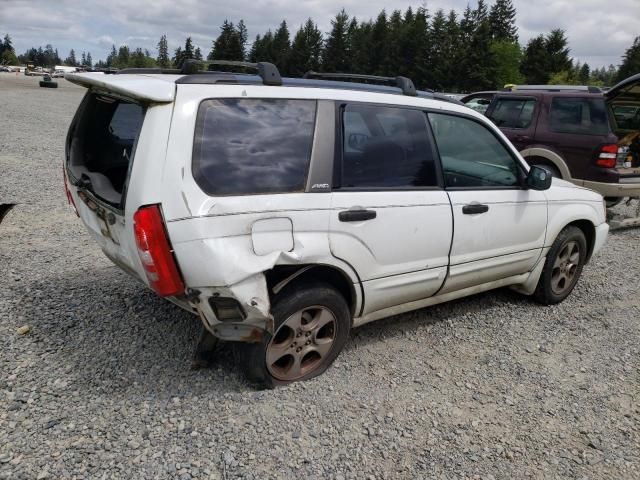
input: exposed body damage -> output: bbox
[192,280,273,342]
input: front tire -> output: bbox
[534,226,587,305]
[240,282,351,388]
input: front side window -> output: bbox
[193,99,316,195]
[429,113,521,188]
[339,104,438,188]
[549,97,609,135]
[488,97,536,129]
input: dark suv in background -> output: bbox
[464,75,640,204]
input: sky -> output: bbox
[0,0,638,69]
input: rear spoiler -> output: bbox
[65,72,176,103]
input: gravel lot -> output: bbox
[1,73,639,480]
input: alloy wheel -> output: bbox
[266,306,337,381]
[550,240,581,295]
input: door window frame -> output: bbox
[486,95,538,130]
[426,109,529,191]
[332,101,445,192]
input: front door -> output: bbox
[329,103,453,315]
[485,95,539,151]
[427,112,547,294]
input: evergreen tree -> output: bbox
[184,37,195,59]
[172,46,183,68]
[106,45,117,67]
[272,21,291,74]
[579,62,590,84]
[369,10,388,75]
[617,36,640,82]
[209,21,244,62]
[322,9,351,72]
[490,40,524,87]
[520,35,549,84]
[156,35,170,68]
[488,0,518,42]
[194,47,203,61]
[409,7,430,89]
[86,52,92,68]
[473,0,489,24]
[237,19,248,59]
[65,49,77,66]
[349,19,373,74]
[0,34,18,65]
[249,31,275,63]
[384,10,404,76]
[81,51,86,66]
[463,1,497,90]
[428,10,449,90]
[545,29,572,75]
[289,19,323,76]
[116,46,130,68]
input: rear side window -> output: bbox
[193,99,316,195]
[488,97,536,128]
[549,97,609,135]
[339,104,438,188]
[67,94,145,206]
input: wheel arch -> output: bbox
[265,264,360,317]
[565,219,596,263]
[521,147,572,180]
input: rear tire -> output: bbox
[534,226,587,305]
[239,282,351,388]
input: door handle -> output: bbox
[515,135,531,142]
[339,209,377,222]
[462,203,489,215]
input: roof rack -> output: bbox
[508,84,602,93]
[303,71,417,97]
[181,59,282,86]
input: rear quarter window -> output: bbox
[192,99,317,195]
[549,97,609,135]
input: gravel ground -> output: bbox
[1,73,639,480]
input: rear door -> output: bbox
[65,91,171,277]
[329,103,452,316]
[428,112,547,293]
[534,95,616,178]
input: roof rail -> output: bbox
[303,71,418,97]
[509,84,602,93]
[117,67,180,75]
[181,59,282,86]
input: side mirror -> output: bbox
[526,165,552,190]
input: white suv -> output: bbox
[64,61,609,387]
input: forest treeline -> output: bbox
[4,0,640,92]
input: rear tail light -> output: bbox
[596,144,618,168]
[62,167,79,217]
[133,204,185,297]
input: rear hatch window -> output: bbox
[192,99,316,195]
[549,97,609,135]
[67,93,145,208]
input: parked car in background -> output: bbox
[461,91,497,114]
[52,70,65,78]
[64,61,608,387]
[477,78,640,205]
